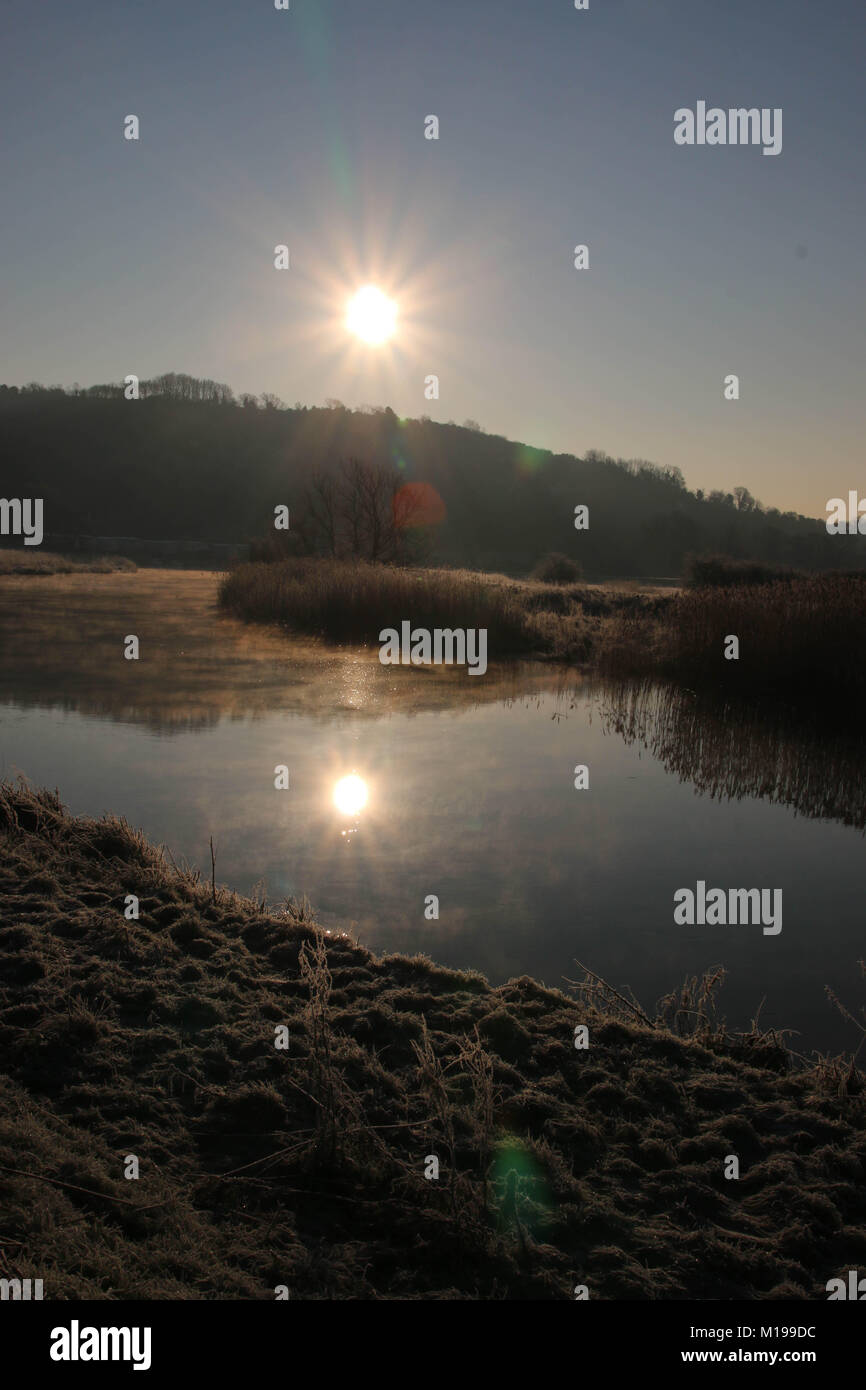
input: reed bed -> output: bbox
[600,574,866,706]
[219,557,535,652]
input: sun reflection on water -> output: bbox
[333,773,368,817]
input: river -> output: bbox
[0,569,862,1053]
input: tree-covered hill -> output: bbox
[2,375,861,576]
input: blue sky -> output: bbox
[1,0,864,517]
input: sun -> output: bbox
[333,774,368,816]
[346,285,397,345]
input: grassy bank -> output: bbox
[1,779,864,1300]
[218,557,669,663]
[220,559,866,708]
[219,558,537,653]
[0,549,136,575]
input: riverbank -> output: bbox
[218,557,672,663]
[218,559,866,710]
[1,779,863,1299]
[0,549,136,575]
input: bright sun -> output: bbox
[346,285,397,345]
[333,774,368,816]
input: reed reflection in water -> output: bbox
[594,678,866,833]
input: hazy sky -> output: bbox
[1,0,863,518]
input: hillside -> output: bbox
[2,377,863,576]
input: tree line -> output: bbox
[2,375,863,577]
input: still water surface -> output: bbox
[1,571,862,1052]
